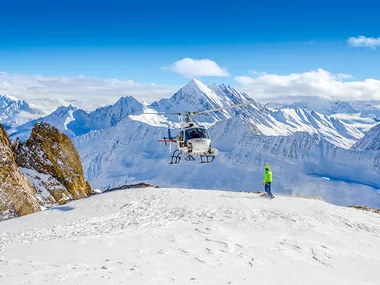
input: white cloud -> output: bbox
[347,36,380,50]
[234,68,380,101]
[164,58,230,78]
[0,72,174,112]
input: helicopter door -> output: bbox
[178,130,185,148]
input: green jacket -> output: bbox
[263,168,272,183]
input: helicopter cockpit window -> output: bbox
[185,128,209,140]
[178,130,184,142]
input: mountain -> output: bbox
[6,79,379,207]
[266,99,380,132]
[74,114,380,207]
[67,96,145,136]
[0,94,42,130]
[148,79,363,148]
[10,96,146,140]
[351,123,380,151]
[11,80,364,149]
[9,105,78,141]
[0,124,41,221]
[0,122,92,221]
[14,122,92,206]
[351,123,380,172]
[149,79,257,122]
[1,188,379,284]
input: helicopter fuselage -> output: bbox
[178,137,212,154]
[175,122,213,155]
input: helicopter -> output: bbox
[145,101,255,164]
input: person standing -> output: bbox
[262,163,274,199]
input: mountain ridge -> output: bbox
[9,79,366,149]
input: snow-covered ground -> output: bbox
[1,188,379,285]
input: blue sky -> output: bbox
[0,0,380,105]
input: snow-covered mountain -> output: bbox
[10,105,78,140]
[1,188,379,284]
[10,96,146,140]
[150,79,363,148]
[11,79,364,148]
[352,123,380,151]
[73,113,380,207]
[150,79,257,123]
[0,94,42,130]
[6,79,380,207]
[266,99,380,132]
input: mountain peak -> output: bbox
[0,94,21,102]
[55,104,77,113]
[184,78,210,93]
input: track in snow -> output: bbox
[0,188,379,285]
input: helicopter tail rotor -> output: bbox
[158,128,177,152]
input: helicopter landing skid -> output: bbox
[200,155,215,164]
[169,150,182,164]
[184,154,196,161]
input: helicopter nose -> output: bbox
[190,138,211,153]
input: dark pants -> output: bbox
[264,182,274,198]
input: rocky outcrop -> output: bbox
[14,122,92,205]
[0,124,41,221]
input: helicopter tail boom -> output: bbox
[158,139,177,143]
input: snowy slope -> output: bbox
[73,114,380,208]
[0,188,379,285]
[352,123,380,151]
[266,99,380,132]
[265,108,363,148]
[0,94,42,130]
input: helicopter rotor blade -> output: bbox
[192,101,255,115]
[141,112,182,116]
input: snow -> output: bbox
[72,114,380,208]
[11,81,365,149]
[266,99,380,133]
[0,188,379,285]
[4,79,380,208]
[0,94,43,130]
[63,109,75,130]
[19,167,70,207]
[129,108,176,128]
[1,94,20,102]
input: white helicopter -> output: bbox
[146,102,255,164]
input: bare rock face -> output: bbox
[14,122,92,205]
[0,124,41,221]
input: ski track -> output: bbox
[0,188,379,285]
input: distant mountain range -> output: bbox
[266,98,380,132]
[7,79,367,149]
[1,80,379,207]
[0,94,43,130]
